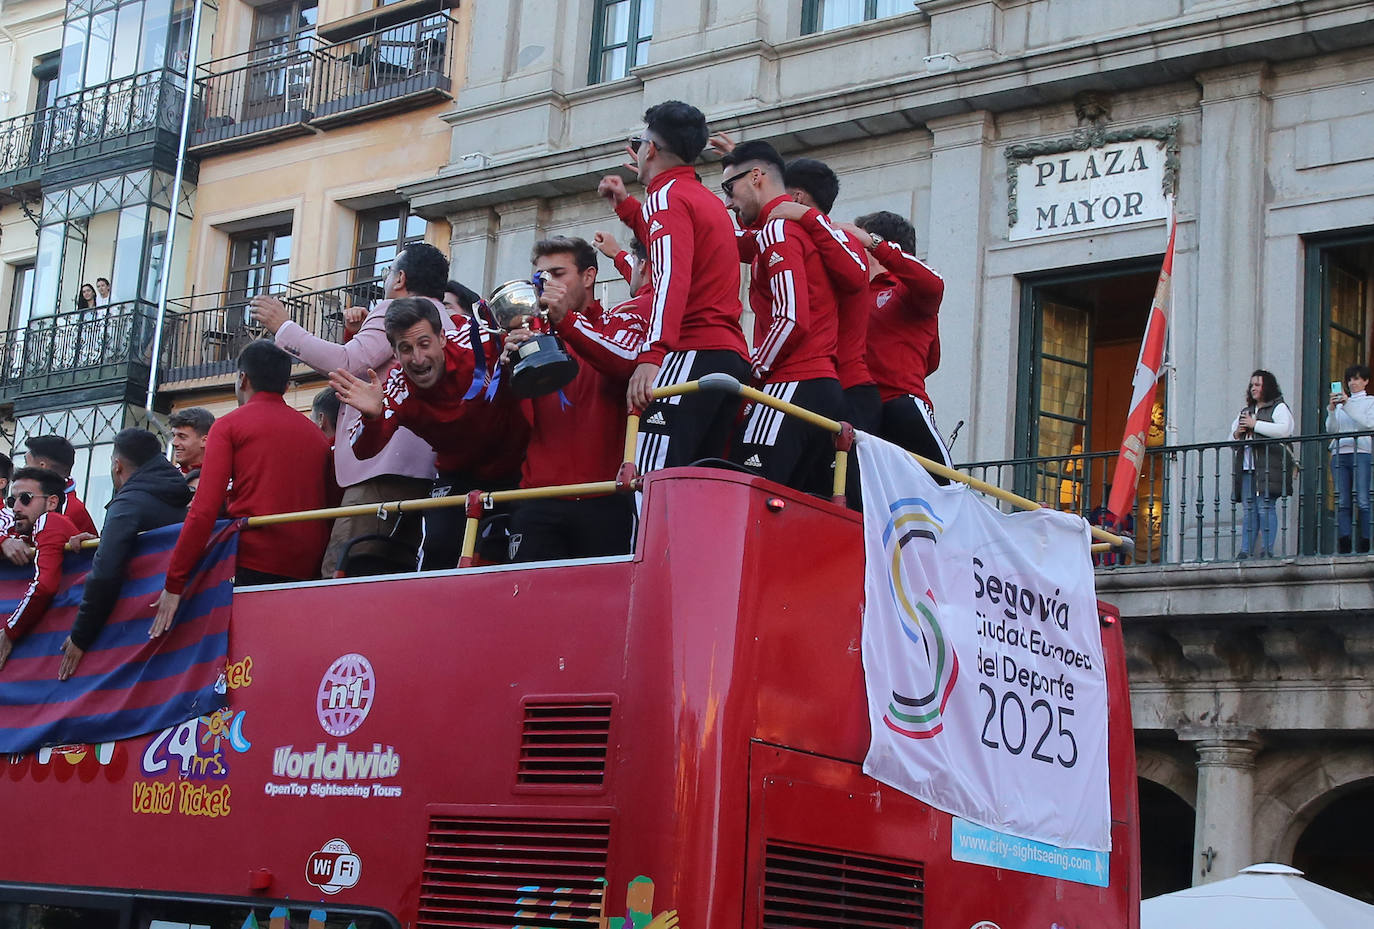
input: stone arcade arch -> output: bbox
[1291,778,1374,903]
[1137,776,1196,898]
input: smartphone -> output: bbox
[1332,380,1344,395]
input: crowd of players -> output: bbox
[0,99,949,675]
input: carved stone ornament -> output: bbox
[1004,120,1179,227]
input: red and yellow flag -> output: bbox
[1106,208,1176,523]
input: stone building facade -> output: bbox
[3,0,1372,901]
[397,0,1374,900]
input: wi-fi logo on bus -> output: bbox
[316,654,376,737]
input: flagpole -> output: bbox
[145,0,206,412]
[1162,201,1181,561]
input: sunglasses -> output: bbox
[5,491,42,508]
[720,167,755,198]
[628,135,650,154]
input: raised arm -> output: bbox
[773,203,867,295]
[871,241,945,308]
[556,300,649,381]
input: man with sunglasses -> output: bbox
[719,141,844,495]
[598,100,750,474]
[0,468,78,672]
[23,435,99,537]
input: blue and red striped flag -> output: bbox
[0,520,239,754]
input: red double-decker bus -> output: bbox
[0,467,1139,929]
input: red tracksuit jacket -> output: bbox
[864,242,946,405]
[520,296,650,487]
[741,196,840,384]
[4,511,77,642]
[350,326,528,481]
[615,166,749,366]
[165,392,332,592]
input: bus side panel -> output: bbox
[0,561,639,925]
[744,744,1136,929]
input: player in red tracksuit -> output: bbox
[853,210,951,476]
[0,468,77,671]
[501,237,650,563]
[21,436,99,537]
[331,297,528,571]
[722,141,845,495]
[597,100,750,476]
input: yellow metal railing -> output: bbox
[78,376,1129,560]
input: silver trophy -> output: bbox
[487,277,578,398]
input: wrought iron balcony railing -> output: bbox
[0,301,163,400]
[161,269,383,382]
[959,432,1374,567]
[0,72,184,186]
[189,12,456,153]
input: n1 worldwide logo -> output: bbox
[317,654,375,737]
[306,838,361,894]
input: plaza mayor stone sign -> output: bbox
[1005,122,1178,242]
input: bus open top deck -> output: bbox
[0,459,1139,929]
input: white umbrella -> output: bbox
[1141,863,1374,929]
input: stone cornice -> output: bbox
[404,0,1374,213]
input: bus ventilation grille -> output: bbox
[516,700,613,786]
[420,815,611,929]
[762,841,925,929]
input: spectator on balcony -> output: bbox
[0,468,78,672]
[248,243,458,576]
[1230,369,1294,559]
[152,341,332,634]
[76,283,98,312]
[168,407,215,478]
[23,435,99,538]
[95,278,112,308]
[1326,363,1374,554]
[58,429,192,681]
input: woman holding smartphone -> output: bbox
[1325,363,1374,553]
[1229,369,1294,559]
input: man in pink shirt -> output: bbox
[250,243,457,575]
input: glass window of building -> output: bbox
[245,0,317,117]
[15,403,163,533]
[354,205,426,280]
[1015,264,1161,516]
[227,225,293,302]
[8,264,36,329]
[31,170,193,318]
[589,0,652,84]
[802,0,908,34]
[47,0,216,155]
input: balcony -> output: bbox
[0,301,160,406]
[160,266,382,384]
[0,72,185,198]
[189,12,457,155]
[960,433,1374,566]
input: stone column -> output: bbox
[924,110,993,460]
[1188,63,1272,442]
[448,208,499,296]
[1188,733,1261,885]
[491,199,549,288]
